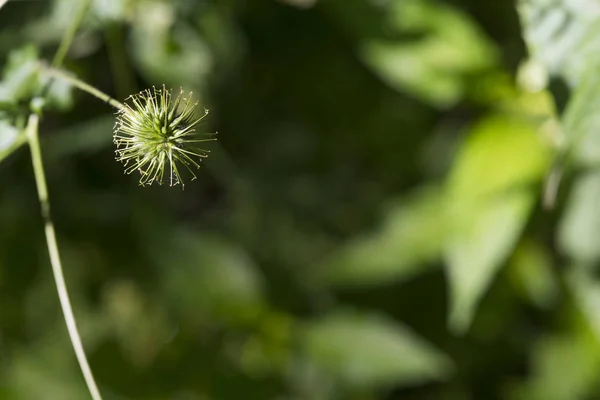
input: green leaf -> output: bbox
[561,68,600,166]
[508,270,600,400]
[0,45,40,105]
[0,45,71,111]
[302,310,453,389]
[444,115,549,332]
[446,190,535,333]
[0,119,26,164]
[508,332,600,400]
[568,269,600,341]
[317,185,444,288]
[518,0,600,165]
[151,230,265,321]
[92,0,133,22]
[130,2,213,89]
[518,0,600,87]
[43,75,73,111]
[447,115,551,200]
[360,0,497,107]
[507,240,559,309]
[558,171,600,262]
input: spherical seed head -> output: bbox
[113,85,216,187]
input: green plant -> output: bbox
[8,0,600,399]
[44,67,216,187]
[0,1,213,399]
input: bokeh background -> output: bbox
[2,0,600,399]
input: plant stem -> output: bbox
[43,65,125,110]
[26,114,103,400]
[52,0,92,67]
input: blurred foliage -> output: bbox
[1,0,600,399]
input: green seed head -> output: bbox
[113,85,216,187]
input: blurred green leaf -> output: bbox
[0,119,25,163]
[444,115,549,332]
[0,44,71,111]
[558,171,600,262]
[6,332,87,400]
[508,332,600,400]
[43,74,74,111]
[317,185,444,288]
[102,280,172,368]
[130,2,213,89]
[151,230,265,322]
[302,310,453,389]
[519,0,600,165]
[568,269,600,343]
[360,0,497,107]
[446,115,550,200]
[518,0,600,87]
[507,240,559,309]
[560,68,600,166]
[0,45,40,105]
[92,0,133,22]
[446,190,535,333]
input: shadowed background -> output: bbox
[1,0,597,399]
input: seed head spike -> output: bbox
[113,86,216,187]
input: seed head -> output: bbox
[113,85,216,187]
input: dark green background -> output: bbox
[0,0,592,399]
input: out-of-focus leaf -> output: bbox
[130,1,213,89]
[43,75,73,111]
[524,270,600,400]
[302,310,452,389]
[237,311,294,377]
[508,331,600,400]
[558,171,600,263]
[519,1,600,165]
[0,45,40,105]
[507,240,559,309]
[360,0,497,107]
[102,280,173,367]
[6,333,87,400]
[92,0,133,22]
[0,45,70,112]
[444,115,550,332]
[0,119,25,164]
[568,269,600,343]
[317,185,444,287]
[560,68,600,166]
[446,190,535,333]
[150,230,265,321]
[518,0,600,87]
[447,116,551,200]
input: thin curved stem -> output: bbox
[26,114,103,400]
[43,65,125,110]
[52,0,92,67]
